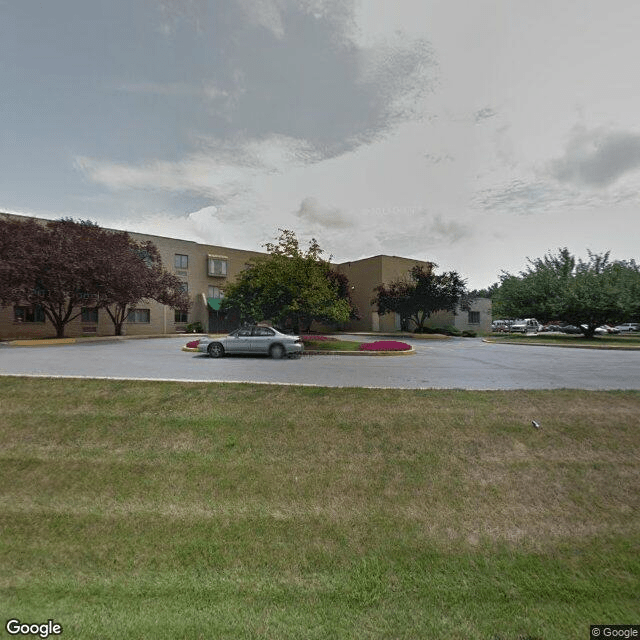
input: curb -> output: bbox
[303,348,416,356]
[483,338,640,351]
[9,338,77,347]
[182,346,416,356]
[4,334,212,347]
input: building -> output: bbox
[0,213,491,338]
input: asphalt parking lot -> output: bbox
[1,335,639,389]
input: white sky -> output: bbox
[2,0,640,288]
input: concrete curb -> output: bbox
[303,348,416,356]
[182,346,416,356]
[483,338,640,351]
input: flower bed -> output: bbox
[186,340,200,349]
[359,340,411,352]
[300,335,331,342]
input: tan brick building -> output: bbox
[0,213,491,338]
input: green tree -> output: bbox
[220,229,356,331]
[492,248,640,337]
[373,265,467,332]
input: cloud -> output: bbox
[474,107,497,123]
[549,126,640,187]
[372,212,471,257]
[75,135,315,200]
[474,176,640,217]
[295,197,352,229]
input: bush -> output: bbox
[359,340,411,351]
[462,330,477,338]
[185,322,203,333]
[185,340,200,349]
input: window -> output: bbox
[174,254,189,269]
[254,326,275,337]
[14,305,45,323]
[127,309,150,323]
[179,281,188,293]
[468,311,480,324]
[81,307,99,323]
[208,256,228,276]
[175,310,188,323]
[208,286,224,299]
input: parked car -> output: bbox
[540,323,563,332]
[614,323,640,333]
[197,325,304,359]
[597,325,620,334]
[510,318,541,333]
[560,325,582,334]
[491,320,513,332]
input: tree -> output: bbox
[492,248,640,337]
[97,237,190,336]
[373,265,467,332]
[0,217,189,337]
[220,229,357,331]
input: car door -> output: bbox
[251,326,276,354]
[226,327,253,353]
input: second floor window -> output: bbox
[208,257,227,276]
[175,254,189,269]
[81,307,99,323]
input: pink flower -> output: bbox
[186,340,199,349]
[359,340,411,351]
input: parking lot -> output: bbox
[1,335,639,389]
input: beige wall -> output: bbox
[426,297,492,334]
[0,213,266,339]
[335,255,436,332]
[0,212,488,338]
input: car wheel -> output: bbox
[207,342,225,358]
[270,344,285,359]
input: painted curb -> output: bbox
[9,338,76,347]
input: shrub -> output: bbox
[462,330,477,338]
[359,340,411,351]
[186,340,200,349]
[185,322,203,333]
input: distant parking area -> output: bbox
[1,336,640,389]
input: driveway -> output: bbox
[1,336,639,389]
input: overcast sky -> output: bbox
[3,0,640,287]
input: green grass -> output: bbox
[304,338,363,351]
[489,332,640,348]
[1,378,639,639]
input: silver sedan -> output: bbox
[197,325,304,359]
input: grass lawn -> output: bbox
[1,378,639,639]
[303,338,364,351]
[489,333,640,348]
